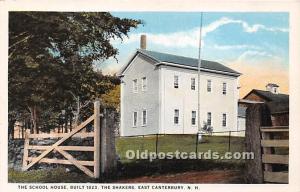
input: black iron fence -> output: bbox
[115,130,246,161]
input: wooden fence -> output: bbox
[245,104,289,184]
[22,101,102,178]
[260,125,288,183]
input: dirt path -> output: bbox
[117,170,243,183]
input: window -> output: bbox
[133,79,138,93]
[142,110,147,126]
[222,113,227,127]
[191,78,195,90]
[174,109,179,124]
[222,82,227,95]
[207,80,212,92]
[207,112,212,126]
[133,112,138,127]
[142,77,147,91]
[174,75,179,88]
[191,111,196,125]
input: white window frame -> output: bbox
[174,75,179,88]
[207,79,212,92]
[174,109,179,124]
[191,111,196,126]
[133,79,138,93]
[207,112,212,126]
[142,109,147,126]
[191,78,196,90]
[142,77,147,92]
[222,82,227,95]
[132,111,138,127]
[222,113,227,127]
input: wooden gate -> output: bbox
[245,103,289,184]
[22,101,101,178]
[260,126,289,183]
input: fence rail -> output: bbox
[28,132,95,139]
[260,125,289,184]
[22,101,101,178]
[245,103,289,184]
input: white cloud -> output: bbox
[240,50,274,58]
[234,50,281,63]
[202,17,233,36]
[213,44,261,50]
[112,17,288,48]
[212,17,288,33]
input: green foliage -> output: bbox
[9,12,141,62]
[100,84,120,110]
[8,12,140,131]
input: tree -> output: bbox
[101,85,120,110]
[9,12,140,134]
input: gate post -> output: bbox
[245,104,263,183]
[100,108,117,176]
[22,129,30,169]
[94,100,100,178]
[245,103,272,183]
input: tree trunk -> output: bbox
[8,119,16,140]
[22,120,25,139]
[64,115,68,133]
[29,120,33,134]
[69,114,72,131]
[29,105,39,134]
[74,96,80,126]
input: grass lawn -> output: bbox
[8,167,98,183]
[9,135,246,183]
[116,135,245,162]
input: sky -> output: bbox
[97,12,289,98]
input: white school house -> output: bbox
[119,46,241,136]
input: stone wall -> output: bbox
[8,139,24,171]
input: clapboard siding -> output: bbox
[120,54,160,136]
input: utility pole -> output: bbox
[197,12,204,136]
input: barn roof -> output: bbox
[243,89,289,102]
[267,100,289,114]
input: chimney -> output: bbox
[140,35,146,49]
[266,83,279,94]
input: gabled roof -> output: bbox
[238,99,264,104]
[243,89,289,102]
[119,49,241,77]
